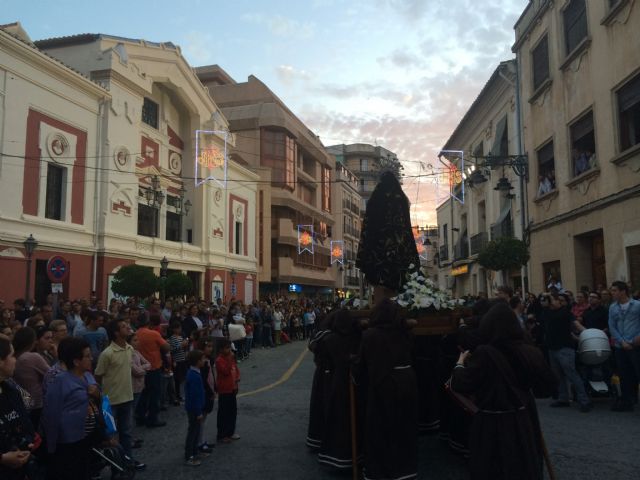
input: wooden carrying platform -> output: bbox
[349,307,466,336]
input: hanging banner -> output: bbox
[298,225,314,254]
[330,240,344,264]
[412,227,428,261]
[437,150,464,205]
[195,129,229,188]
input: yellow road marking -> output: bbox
[238,347,309,398]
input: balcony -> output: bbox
[345,275,359,286]
[439,245,449,262]
[454,238,469,261]
[344,225,361,239]
[470,231,489,256]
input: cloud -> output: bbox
[377,48,425,69]
[275,65,311,85]
[241,13,315,40]
[181,31,215,65]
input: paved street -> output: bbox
[132,340,640,480]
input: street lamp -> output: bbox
[175,186,192,242]
[23,234,38,306]
[160,256,169,302]
[145,175,165,237]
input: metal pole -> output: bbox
[514,56,529,293]
[25,254,32,306]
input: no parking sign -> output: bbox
[47,256,69,283]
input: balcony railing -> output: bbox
[345,275,359,286]
[344,225,361,238]
[470,231,489,256]
[454,238,469,261]
[439,245,449,262]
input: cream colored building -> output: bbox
[326,143,401,213]
[436,61,525,297]
[330,161,362,297]
[0,23,258,304]
[198,66,335,298]
[514,0,640,292]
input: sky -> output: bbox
[2,0,528,225]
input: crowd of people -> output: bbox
[0,292,331,479]
[306,279,640,480]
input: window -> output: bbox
[321,166,331,212]
[301,185,314,206]
[442,223,448,246]
[563,0,588,54]
[137,203,157,237]
[166,211,181,242]
[536,141,555,196]
[617,72,640,152]
[235,221,242,255]
[141,98,159,129]
[543,260,562,288]
[45,164,64,220]
[532,35,550,91]
[360,158,369,172]
[261,129,296,190]
[259,191,264,266]
[570,111,596,176]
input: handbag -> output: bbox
[102,395,118,437]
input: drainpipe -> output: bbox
[92,98,106,294]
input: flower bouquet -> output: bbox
[394,265,466,335]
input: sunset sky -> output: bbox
[3,0,528,225]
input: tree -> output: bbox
[163,272,194,299]
[478,237,530,272]
[111,264,158,299]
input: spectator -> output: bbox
[94,319,145,471]
[303,307,316,340]
[184,350,206,467]
[537,174,552,197]
[134,314,169,428]
[495,285,513,301]
[215,339,240,444]
[608,281,640,412]
[273,306,283,346]
[545,293,592,412]
[81,311,108,367]
[129,331,150,412]
[574,292,608,332]
[34,326,55,366]
[12,327,50,430]
[571,291,589,322]
[183,305,203,340]
[196,338,216,453]
[0,334,36,480]
[168,321,188,403]
[261,307,274,348]
[41,337,94,480]
[509,296,526,329]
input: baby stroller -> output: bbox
[577,329,612,396]
[90,444,136,480]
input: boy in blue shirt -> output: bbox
[184,349,207,466]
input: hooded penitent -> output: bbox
[356,171,419,291]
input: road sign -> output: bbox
[51,283,63,293]
[231,283,237,296]
[47,256,69,283]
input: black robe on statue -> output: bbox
[356,301,418,480]
[317,310,364,470]
[450,343,556,480]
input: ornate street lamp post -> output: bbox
[160,256,169,303]
[23,234,38,307]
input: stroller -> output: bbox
[577,328,612,396]
[90,444,136,480]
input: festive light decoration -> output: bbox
[412,227,428,261]
[298,225,314,254]
[195,130,229,188]
[330,240,344,264]
[437,150,465,205]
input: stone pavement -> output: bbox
[129,340,640,479]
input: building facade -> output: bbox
[331,161,362,298]
[326,143,401,212]
[199,67,335,297]
[0,24,258,305]
[437,61,524,296]
[514,0,640,292]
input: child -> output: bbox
[244,319,254,356]
[168,321,188,403]
[215,339,240,443]
[130,332,150,447]
[184,349,207,466]
[197,337,216,453]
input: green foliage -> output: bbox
[478,237,530,272]
[111,264,158,299]
[163,273,194,299]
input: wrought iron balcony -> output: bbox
[439,244,449,262]
[470,231,489,255]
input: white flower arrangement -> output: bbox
[394,265,463,311]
